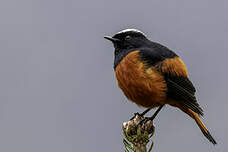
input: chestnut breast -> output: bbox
[115,50,167,108]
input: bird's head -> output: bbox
[104,29,150,53]
[104,29,152,69]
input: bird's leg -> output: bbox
[130,108,151,120]
[137,105,164,126]
[147,105,164,121]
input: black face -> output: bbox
[112,31,148,50]
[104,29,150,69]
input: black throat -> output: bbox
[113,48,138,69]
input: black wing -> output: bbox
[139,47,203,116]
[165,75,203,116]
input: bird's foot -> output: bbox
[130,108,151,120]
[136,117,150,128]
[130,112,141,120]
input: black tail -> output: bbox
[201,129,217,145]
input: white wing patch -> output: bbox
[116,29,146,37]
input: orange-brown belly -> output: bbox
[115,50,167,108]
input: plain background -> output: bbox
[0,0,227,151]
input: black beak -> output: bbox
[104,36,120,43]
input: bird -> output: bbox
[104,29,216,144]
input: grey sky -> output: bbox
[0,0,227,151]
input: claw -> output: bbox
[130,112,141,120]
[136,117,149,128]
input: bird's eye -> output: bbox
[125,35,131,40]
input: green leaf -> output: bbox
[148,141,154,152]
